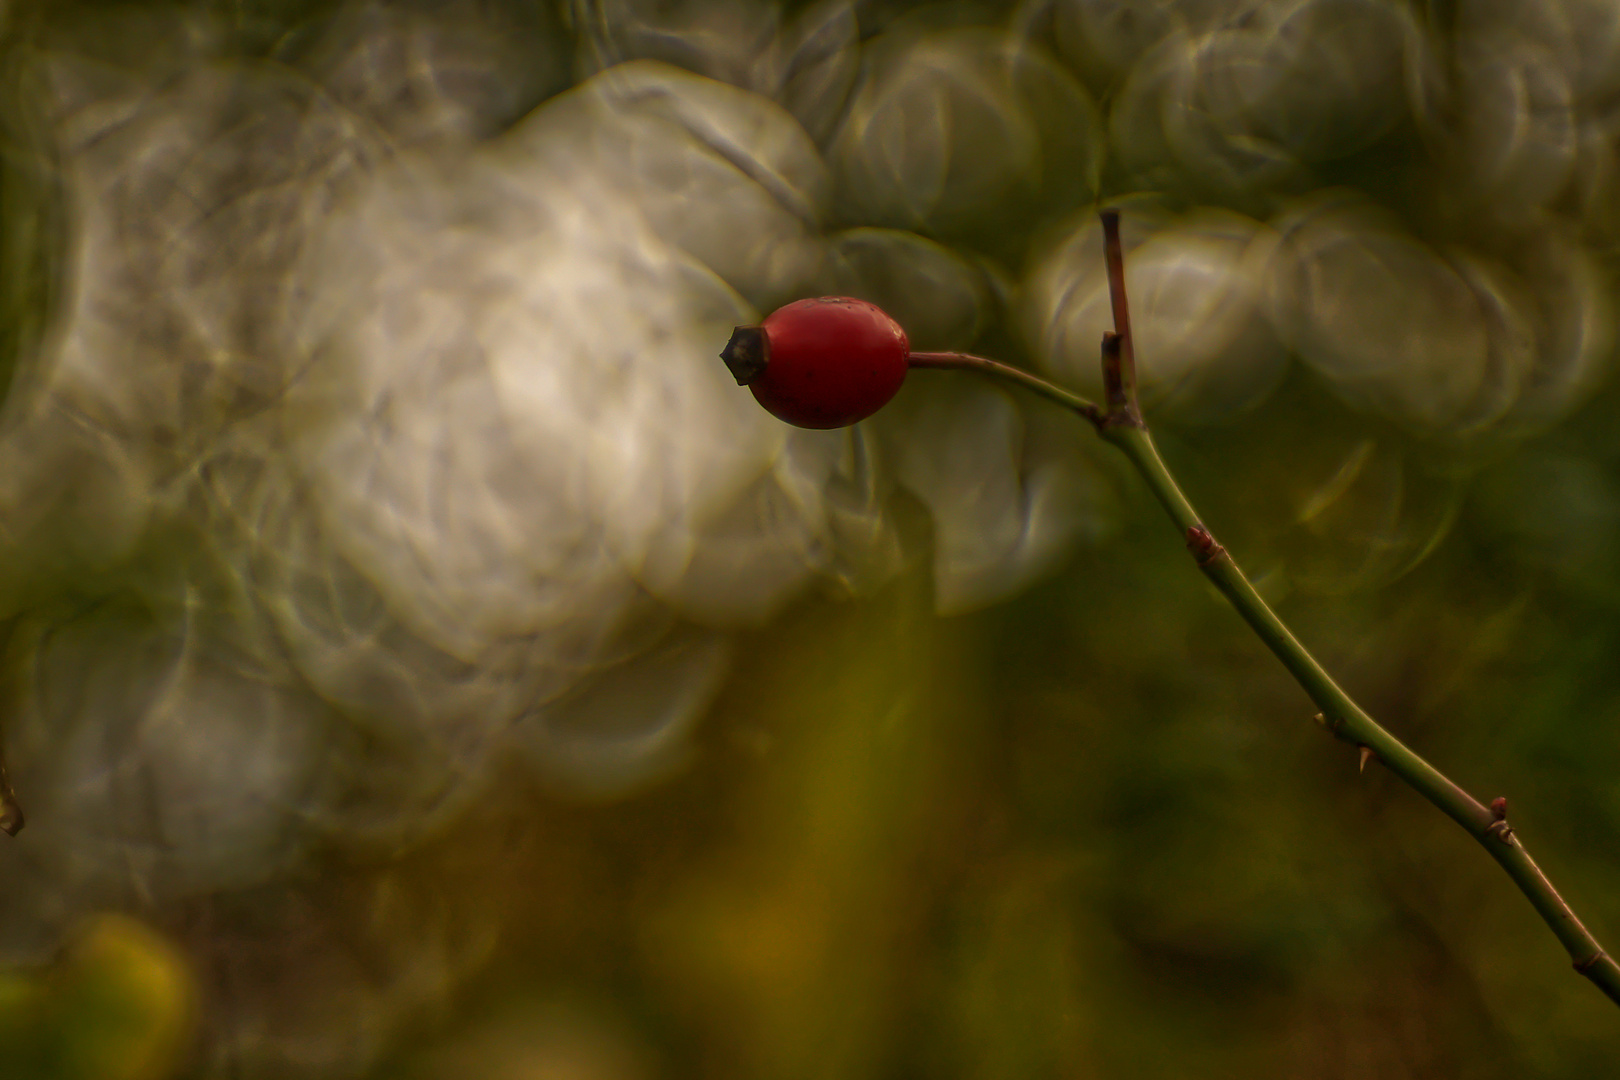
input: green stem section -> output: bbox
[911,354,1620,1007]
[1106,424,1620,1006]
[907,352,1103,423]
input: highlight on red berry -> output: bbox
[721,297,910,429]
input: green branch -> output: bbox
[914,209,1620,1008]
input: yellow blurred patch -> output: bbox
[0,914,195,1080]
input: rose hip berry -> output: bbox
[720,297,910,429]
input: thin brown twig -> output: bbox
[1099,210,1142,426]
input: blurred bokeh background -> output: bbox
[2,0,1620,1075]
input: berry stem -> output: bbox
[913,210,1620,1008]
[907,352,1102,424]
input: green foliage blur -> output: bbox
[5,0,1620,1077]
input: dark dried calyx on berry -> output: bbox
[722,296,910,429]
[720,325,770,385]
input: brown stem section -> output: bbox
[1099,211,1143,427]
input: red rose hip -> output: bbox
[721,297,910,429]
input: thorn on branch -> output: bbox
[1487,796,1515,844]
[1576,950,1610,974]
[1358,745,1376,774]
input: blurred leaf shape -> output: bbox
[825,227,993,352]
[1052,0,1252,91]
[1109,30,1306,202]
[514,625,731,800]
[570,0,861,147]
[0,44,390,611]
[1022,203,1288,423]
[1418,29,1578,218]
[1459,0,1620,104]
[1284,439,1465,594]
[1188,0,1415,163]
[570,0,782,90]
[876,375,1112,615]
[1107,0,1413,204]
[280,0,572,143]
[0,915,195,1080]
[536,58,833,310]
[0,600,346,950]
[831,23,1101,254]
[1269,192,1613,435]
